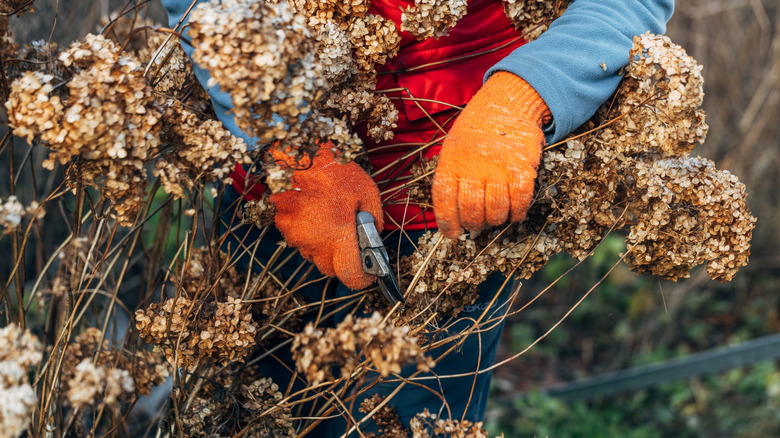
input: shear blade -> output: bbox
[377,274,405,305]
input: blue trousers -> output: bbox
[220,186,514,436]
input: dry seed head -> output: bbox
[606,32,707,158]
[0,196,43,235]
[359,395,410,438]
[61,328,169,399]
[189,0,368,188]
[98,12,195,97]
[502,0,569,41]
[188,0,321,142]
[4,40,69,84]
[179,372,295,437]
[6,34,162,226]
[321,81,399,142]
[0,324,42,438]
[238,193,276,228]
[401,0,468,40]
[66,359,135,409]
[156,100,251,199]
[287,0,370,30]
[537,139,626,260]
[347,13,401,70]
[410,408,489,438]
[292,312,432,385]
[135,296,258,369]
[408,155,438,205]
[0,0,33,16]
[315,21,356,85]
[626,157,755,281]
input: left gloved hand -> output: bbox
[432,72,551,239]
[268,143,384,290]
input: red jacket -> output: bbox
[232,0,527,231]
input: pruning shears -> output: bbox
[356,211,405,305]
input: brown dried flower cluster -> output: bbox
[607,32,708,157]
[100,14,197,98]
[537,139,621,260]
[135,296,258,368]
[238,193,276,228]
[292,312,432,385]
[188,0,320,145]
[410,409,488,438]
[401,0,468,40]
[396,33,754,312]
[347,12,401,70]
[286,0,401,142]
[0,16,18,64]
[175,247,245,299]
[179,373,295,438]
[626,158,755,281]
[0,323,42,438]
[0,0,33,16]
[156,100,251,198]
[66,359,135,408]
[359,395,410,438]
[171,247,306,347]
[2,40,69,85]
[407,155,438,205]
[502,0,569,41]
[5,34,162,225]
[0,196,43,235]
[288,0,370,29]
[62,328,170,404]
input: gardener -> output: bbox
[162,0,674,434]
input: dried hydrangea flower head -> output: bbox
[0,324,42,438]
[0,196,43,235]
[607,32,708,157]
[401,0,469,40]
[135,296,259,369]
[502,0,569,41]
[66,359,135,408]
[156,100,251,199]
[292,312,432,385]
[238,193,276,228]
[0,15,19,64]
[282,0,400,142]
[178,372,295,437]
[0,0,34,16]
[61,328,169,402]
[99,13,198,98]
[359,395,411,438]
[188,0,321,142]
[5,34,162,226]
[3,40,68,83]
[410,408,489,438]
[627,158,755,281]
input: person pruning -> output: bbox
[162,0,674,434]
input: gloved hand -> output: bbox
[432,72,550,239]
[268,143,384,290]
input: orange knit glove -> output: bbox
[268,143,384,290]
[432,72,550,239]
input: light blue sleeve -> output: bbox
[486,0,675,144]
[160,0,258,147]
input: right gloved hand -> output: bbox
[268,143,384,290]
